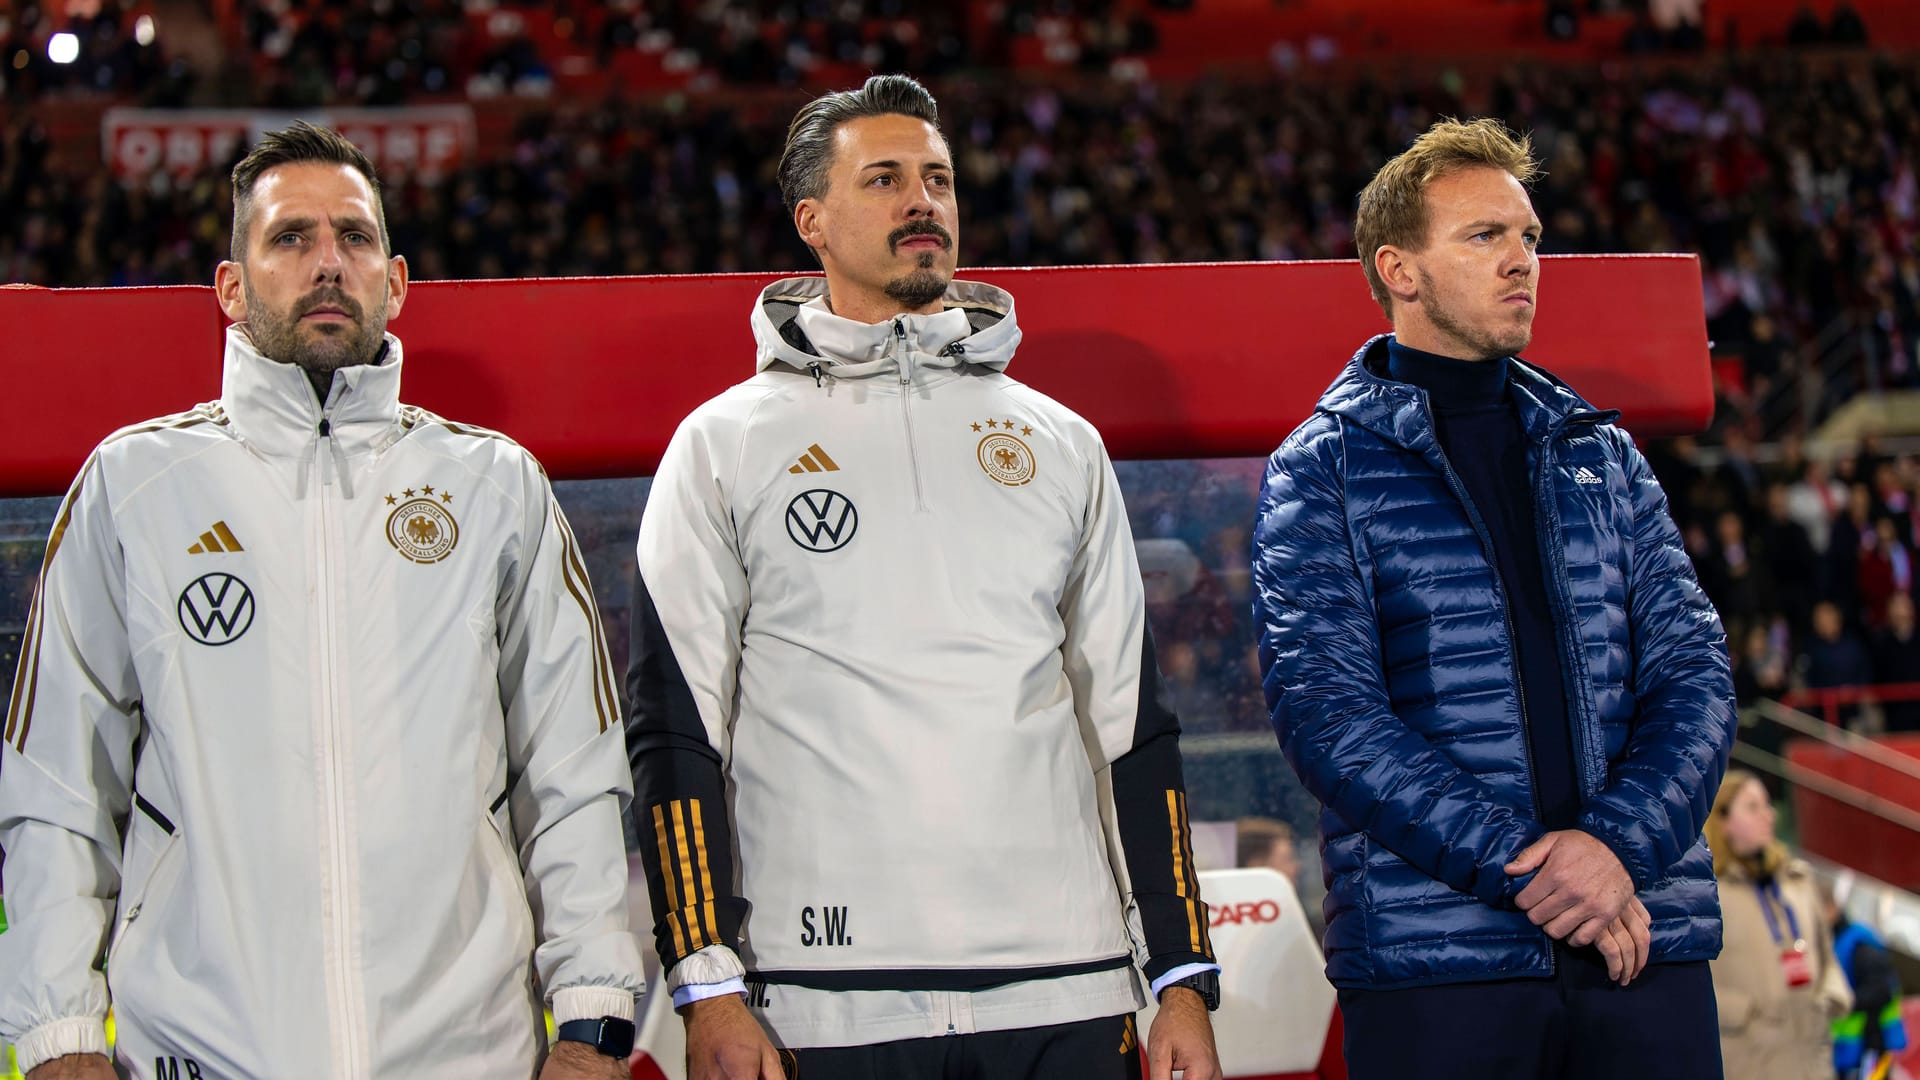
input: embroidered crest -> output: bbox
[385,485,459,563]
[975,421,1036,487]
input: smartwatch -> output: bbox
[556,1016,637,1059]
[1161,969,1221,1011]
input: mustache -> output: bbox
[888,220,953,254]
[298,287,364,320]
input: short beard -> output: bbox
[884,252,949,309]
[1420,268,1531,360]
[242,276,389,382]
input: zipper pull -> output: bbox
[808,362,824,388]
[319,418,332,438]
[894,319,911,384]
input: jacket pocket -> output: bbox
[108,794,185,966]
[481,793,535,949]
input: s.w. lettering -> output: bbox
[798,904,853,947]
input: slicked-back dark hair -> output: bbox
[777,74,942,216]
[229,120,389,263]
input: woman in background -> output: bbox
[1705,769,1854,1079]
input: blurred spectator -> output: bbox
[1828,485,1875,622]
[1870,593,1920,730]
[1824,881,1909,1080]
[1235,817,1301,888]
[1705,509,1772,628]
[1786,5,1828,46]
[1856,515,1913,629]
[1802,600,1875,725]
[1828,1,1870,47]
[1759,483,1819,633]
[1787,459,1848,555]
[1705,769,1853,1080]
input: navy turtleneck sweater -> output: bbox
[1386,338,1581,831]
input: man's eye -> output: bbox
[871,174,894,187]
[275,233,302,245]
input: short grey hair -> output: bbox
[777,73,942,215]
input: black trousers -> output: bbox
[1339,947,1723,1080]
[783,1014,1141,1080]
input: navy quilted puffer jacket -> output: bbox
[1253,336,1735,990]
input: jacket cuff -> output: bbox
[16,1016,109,1076]
[551,986,636,1025]
[1143,951,1216,985]
[1576,812,1653,890]
[665,944,746,993]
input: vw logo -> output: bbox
[786,489,858,553]
[177,572,256,646]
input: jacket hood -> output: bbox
[749,275,1021,379]
[1316,334,1618,450]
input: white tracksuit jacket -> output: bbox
[0,327,643,1079]
[626,277,1216,1048]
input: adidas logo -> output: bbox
[187,521,245,554]
[1572,466,1604,485]
[788,443,841,474]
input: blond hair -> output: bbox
[1354,117,1539,317]
[1703,768,1788,879]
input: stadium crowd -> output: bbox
[6,53,1916,416]
[5,35,1920,746]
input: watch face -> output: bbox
[597,1017,636,1058]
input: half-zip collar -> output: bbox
[750,275,1022,382]
[222,324,406,462]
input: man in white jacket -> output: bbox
[627,75,1221,1080]
[0,123,643,1080]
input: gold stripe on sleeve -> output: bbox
[651,803,689,957]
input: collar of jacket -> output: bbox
[749,274,1022,380]
[221,323,405,460]
[1316,333,1620,451]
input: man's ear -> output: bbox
[1374,244,1421,307]
[215,260,248,323]
[794,198,827,257]
[384,254,410,321]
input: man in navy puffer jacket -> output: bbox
[1253,118,1735,1078]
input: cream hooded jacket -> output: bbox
[625,278,1216,1048]
[0,328,642,1079]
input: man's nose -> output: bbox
[312,231,346,282]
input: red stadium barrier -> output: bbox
[1786,733,1920,892]
[0,255,1711,498]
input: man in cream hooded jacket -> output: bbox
[627,76,1220,1080]
[0,124,641,1080]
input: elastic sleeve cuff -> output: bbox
[16,1016,109,1076]
[552,986,637,1025]
[665,944,746,992]
[671,978,748,1009]
[1149,962,1221,1000]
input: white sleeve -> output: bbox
[0,454,137,1073]
[494,453,645,1021]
